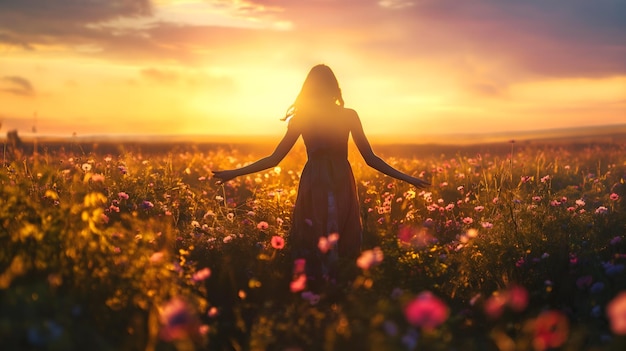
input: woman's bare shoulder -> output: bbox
[340,107,359,121]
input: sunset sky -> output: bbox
[0,0,624,139]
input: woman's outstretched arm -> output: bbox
[212,127,300,183]
[349,109,430,189]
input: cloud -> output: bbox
[0,0,623,81]
[0,76,35,97]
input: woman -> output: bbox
[212,64,429,283]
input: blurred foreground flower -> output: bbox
[404,291,449,330]
[484,285,529,319]
[607,291,626,335]
[532,310,569,351]
[159,297,198,342]
[356,247,383,270]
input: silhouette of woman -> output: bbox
[212,64,430,284]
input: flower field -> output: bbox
[1,139,625,351]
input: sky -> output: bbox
[0,0,625,139]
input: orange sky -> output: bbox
[0,0,625,139]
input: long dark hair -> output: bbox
[282,64,345,121]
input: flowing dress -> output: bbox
[287,108,363,280]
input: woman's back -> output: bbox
[290,106,355,160]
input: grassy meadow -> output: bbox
[1,135,625,351]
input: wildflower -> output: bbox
[590,282,605,294]
[142,200,154,209]
[207,307,219,318]
[604,263,625,277]
[610,193,620,201]
[81,163,92,172]
[404,291,449,330]
[532,310,569,351]
[271,236,285,250]
[462,217,474,224]
[192,268,212,282]
[595,206,608,214]
[293,259,306,275]
[457,185,464,192]
[575,199,585,206]
[474,205,484,212]
[215,195,224,201]
[226,213,234,221]
[301,291,320,305]
[445,203,455,211]
[256,221,269,230]
[540,175,551,183]
[159,297,197,342]
[492,197,499,204]
[118,192,129,200]
[118,165,128,174]
[484,293,508,319]
[466,228,478,239]
[610,236,622,245]
[356,247,384,270]
[223,236,233,244]
[481,222,493,229]
[521,176,532,183]
[91,174,105,182]
[150,251,164,263]
[532,196,542,202]
[606,291,626,335]
[290,274,306,293]
[318,233,339,254]
[508,285,529,312]
[576,275,593,290]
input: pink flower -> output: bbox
[256,221,269,230]
[607,291,626,335]
[445,203,455,211]
[404,291,449,330]
[532,196,542,202]
[610,193,620,201]
[318,233,339,254]
[533,310,569,351]
[462,217,474,224]
[290,274,306,293]
[159,297,198,342]
[293,259,306,275]
[118,192,129,200]
[484,293,508,319]
[271,236,285,250]
[356,247,384,270]
[507,285,529,312]
[481,222,493,229]
[192,268,212,282]
[474,205,484,212]
[595,206,608,214]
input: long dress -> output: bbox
[287,107,363,281]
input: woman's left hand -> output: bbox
[211,170,238,184]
